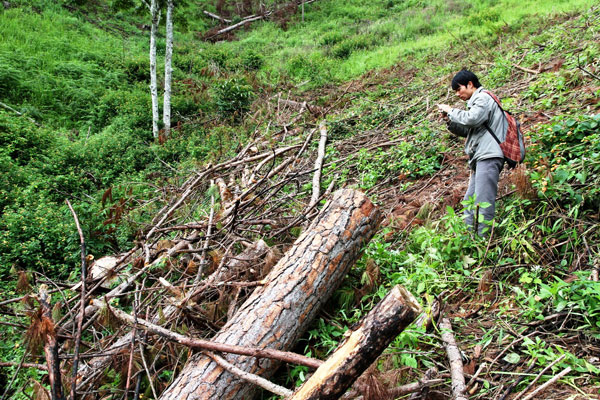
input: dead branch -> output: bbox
[203,10,231,23]
[520,366,572,400]
[308,121,328,209]
[65,199,87,400]
[208,13,271,39]
[205,351,294,397]
[0,362,49,371]
[513,354,567,400]
[439,318,468,400]
[38,285,65,400]
[91,297,323,369]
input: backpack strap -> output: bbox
[483,123,502,144]
[482,90,505,144]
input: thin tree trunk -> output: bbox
[39,286,65,400]
[163,0,174,138]
[149,0,160,139]
[160,189,381,400]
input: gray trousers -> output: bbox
[464,157,504,236]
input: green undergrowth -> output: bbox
[299,111,600,391]
[2,0,600,398]
[216,0,596,87]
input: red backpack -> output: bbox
[483,91,526,169]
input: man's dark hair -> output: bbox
[451,69,481,91]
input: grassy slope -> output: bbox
[0,0,599,398]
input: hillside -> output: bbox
[1,0,599,399]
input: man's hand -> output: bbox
[437,104,452,114]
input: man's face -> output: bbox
[455,82,476,101]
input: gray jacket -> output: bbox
[447,87,506,167]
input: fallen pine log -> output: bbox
[160,188,381,400]
[289,285,421,400]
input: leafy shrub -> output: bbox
[0,111,53,165]
[123,55,149,83]
[329,34,380,59]
[214,77,255,119]
[319,31,344,46]
[285,53,333,86]
[241,50,264,71]
[355,124,445,189]
[528,114,600,206]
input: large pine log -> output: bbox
[160,188,381,400]
[290,285,421,400]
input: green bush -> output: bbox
[123,55,150,83]
[214,77,255,119]
[241,50,264,71]
[528,114,600,206]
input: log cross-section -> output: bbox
[160,189,381,400]
[290,285,421,400]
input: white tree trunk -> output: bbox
[149,0,160,139]
[163,0,174,138]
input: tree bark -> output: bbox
[308,121,327,209]
[38,286,65,400]
[160,188,381,400]
[163,0,173,138]
[148,0,160,139]
[290,285,421,400]
[440,318,468,400]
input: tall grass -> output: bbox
[206,0,596,87]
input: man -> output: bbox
[437,69,507,236]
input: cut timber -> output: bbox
[440,318,468,400]
[290,285,421,400]
[160,189,381,400]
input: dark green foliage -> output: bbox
[241,50,264,71]
[528,114,600,206]
[123,55,150,83]
[214,77,255,119]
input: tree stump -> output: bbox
[160,188,381,400]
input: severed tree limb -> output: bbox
[308,121,328,209]
[91,297,323,369]
[205,352,293,398]
[0,362,48,371]
[203,10,231,23]
[65,199,87,400]
[513,354,566,400]
[520,366,572,400]
[439,318,468,400]
[207,12,272,39]
[146,144,299,240]
[409,367,440,400]
[342,378,444,400]
[290,285,421,400]
[388,378,445,398]
[38,286,65,400]
[194,179,216,284]
[77,239,269,386]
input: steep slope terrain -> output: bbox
[0,1,599,399]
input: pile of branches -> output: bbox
[0,94,339,398]
[202,0,320,41]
